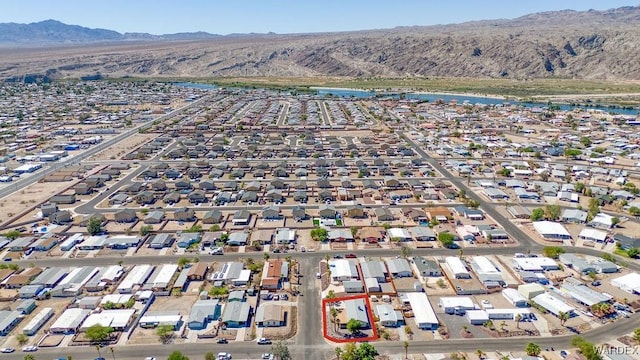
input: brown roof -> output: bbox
[358,227,384,240]
[5,274,31,286]
[266,260,283,279]
[187,262,209,278]
[426,206,451,217]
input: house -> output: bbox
[232,210,252,225]
[346,204,365,218]
[148,234,174,249]
[49,194,76,205]
[561,209,588,223]
[221,301,251,328]
[292,206,307,220]
[387,258,413,277]
[275,228,295,244]
[135,191,156,205]
[255,304,287,327]
[388,227,411,242]
[177,233,201,248]
[109,193,129,205]
[227,232,249,246]
[414,257,442,277]
[426,207,452,222]
[374,207,394,221]
[260,259,288,290]
[144,210,165,224]
[151,180,167,191]
[75,182,92,195]
[402,208,427,222]
[41,203,58,217]
[49,210,73,224]
[262,206,281,220]
[375,304,404,327]
[340,298,370,329]
[199,179,216,191]
[174,207,195,222]
[188,299,221,330]
[114,209,137,223]
[188,190,207,204]
[163,192,181,205]
[202,210,223,224]
[328,229,354,242]
[404,292,438,330]
[408,227,436,241]
[241,191,258,203]
[588,213,614,229]
[532,221,572,240]
[187,262,209,281]
[318,204,337,219]
[357,227,385,243]
[328,259,359,281]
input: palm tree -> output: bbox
[335,347,343,360]
[110,347,116,360]
[403,341,409,359]
[515,314,522,329]
[499,321,507,333]
[330,307,339,332]
[559,311,569,326]
[476,350,486,359]
[95,345,102,359]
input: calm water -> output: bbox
[174,83,638,116]
[316,88,639,116]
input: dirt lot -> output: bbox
[0,179,76,225]
[128,295,198,345]
[89,133,159,162]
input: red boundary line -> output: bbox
[322,294,379,343]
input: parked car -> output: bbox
[217,352,232,360]
[22,346,38,352]
[216,338,228,344]
[591,280,601,286]
[344,253,357,258]
[210,247,224,255]
[144,357,156,360]
[560,351,569,358]
[0,347,15,353]
[262,354,274,360]
[257,338,272,345]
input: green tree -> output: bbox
[632,328,640,345]
[544,204,561,221]
[438,232,455,248]
[400,245,412,258]
[346,318,362,335]
[571,336,603,360]
[628,247,640,258]
[185,224,202,233]
[177,257,191,269]
[611,217,620,227]
[310,228,328,241]
[575,182,585,193]
[629,206,640,216]
[559,311,570,326]
[3,230,21,240]
[530,208,545,221]
[85,324,114,344]
[403,340,409,359]
[330,307,339,331]
[271,341,291,360]
[209,224,221,231]
[204,352,215,360]
[167,351,189,360]
[24,355,36,360]
[354,343,378,360]
[16,333,29,345]
[87,216,103,236]
[156,324,175,344]
[525,342,541,356]
[579,137,592,147]
[335,347,343,360]
[139,225,153,236]
[542,246,565,259]
[350,226,358,237]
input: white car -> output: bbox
[262,354,274,360]
[22,346,38,352]
[1,347,15,353]
[217,353,232,360]
[145,357,156,360]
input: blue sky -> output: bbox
[0,0,637,35]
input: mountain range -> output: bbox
[1,6,640,81]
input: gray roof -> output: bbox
[0,310,21,334]
[386,258,412,275]
[188,299,220,324]
[32,267,69,286]
[360,261,386,279]
[345,298,369,326]
[221,301,250,324]
[414,257,441,274]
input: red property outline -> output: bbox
[322,294,379,343]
